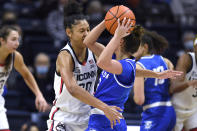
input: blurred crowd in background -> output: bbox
[1,0,197,130]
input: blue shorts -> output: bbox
[86,114,127,131]
[140,106,176,131]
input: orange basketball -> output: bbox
[105,5,136,35]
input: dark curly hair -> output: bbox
[123,25,144,54]
[141,30,169,54]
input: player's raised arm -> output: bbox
[83,20,105,57]
[97,18,133,74]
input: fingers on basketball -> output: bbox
[105,5,136,35]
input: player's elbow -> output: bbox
[135,99,144,106]
[97,59,102,68]
[83,39,91,47]
[134,95,144,105]
[97,59,107,69]
[66,84,78,96]
[83,40,88,46]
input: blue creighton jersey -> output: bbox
[94,57,136,110]
[137,55,170,106]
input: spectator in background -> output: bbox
[1,10,22,35]
[177,31,195,57]
[3,0,36,18]
[182,31,195,52]
[46,0,68,48]
[34,53,54,106]
[21,121,40,131]
[18,52,54,112]
[1,10,18,26]
[34,0,58,19]
[85,0,103,27]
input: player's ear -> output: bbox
[120,39,124,46]
[66,28,72,38]
[144,43,149,51]
[0,38,5,45]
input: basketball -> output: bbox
[105,5,136,35]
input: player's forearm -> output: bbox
[136,68,158,78]
[133,86,145,105]
[69,84,109,111]
[170,81,191,93]
[133,80,145,105]
[83,20,105,46]
[23,72,42,96]
[97,35,121,67]
[61,71,109,111]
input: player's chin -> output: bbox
[81,44,86,48]
[9,48,17,53]
[81,40,86,47]
[82,38,85,43]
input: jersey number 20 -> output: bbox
[79,82,92,92]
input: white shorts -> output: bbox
[173,108,197,131]
[47,106,89,131]
[0,95,9,130]
[0,109,9,130]
[47,120,87,131]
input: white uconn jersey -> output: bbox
[172,52,197,110]
[0,53,14,95]
[53,43,97,114]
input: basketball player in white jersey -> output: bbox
[0,25,49,131]
[47,2,122,131]
[171,37,197,131]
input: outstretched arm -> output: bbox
[97,18,132,74]
[136,67,182,79]
[14,51,49,112]
[83,20,105,57]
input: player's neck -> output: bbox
[71,43,87,62]
[0,48,10,64]
[118,52,130,60]
[70,41,86,53]
[143,53,152,57]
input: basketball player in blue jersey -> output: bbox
[133,30,177,131]
[84,17,182,131]
[47,2,123,131]
[0,25,49,131]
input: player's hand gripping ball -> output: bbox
[105,5,136,35]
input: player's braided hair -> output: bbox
[0,25,17,71]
